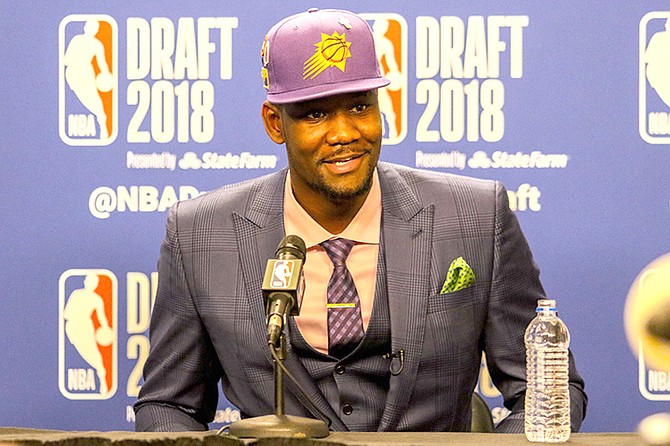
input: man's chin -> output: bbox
[320,178,373,202]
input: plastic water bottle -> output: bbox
[524,299,571,442]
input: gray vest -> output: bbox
[288,243,392,431]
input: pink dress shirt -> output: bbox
[284,171,381,354]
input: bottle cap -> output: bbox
[536,299,556,311]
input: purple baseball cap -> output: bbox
[260,8,390,104]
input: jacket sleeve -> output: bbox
[484,182,587,433]
[134,202,223,431]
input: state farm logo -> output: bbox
[59,270,118,399]
[59,15,118,145]
[360,13,408,145]
[639,12,670,144]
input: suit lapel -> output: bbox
[233,169,346,431]
[377,164,434,432]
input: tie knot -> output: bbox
[320,238,355,266]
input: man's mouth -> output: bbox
[323,152,365,165]
[322,152,366,173]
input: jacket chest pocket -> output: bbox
[426,288,484,354]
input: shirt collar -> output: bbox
[283,170,381,248]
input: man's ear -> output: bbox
[261,101,285,144]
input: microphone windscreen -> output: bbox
[276,234,307,260]
[624,253,670,370]
[647,303,670,342]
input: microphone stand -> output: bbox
[228,333,330,439]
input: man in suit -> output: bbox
[135,8,587,433]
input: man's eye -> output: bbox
[351,104,369,113]
[305,111,325,120]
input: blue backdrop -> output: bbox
[1,0,669,432]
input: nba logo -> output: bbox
[360,13,408,145]
[59,15,118,146]
[639,12,670,144]
[625,258,670,401]
[59,269,118,400]
[270,260,293,288]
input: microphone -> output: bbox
[262,235,306,345]
[648,303,670,342]
[383,349,405,375]
[229,234,330,438]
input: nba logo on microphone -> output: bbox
[59,15,118,146]
[270,260,294,288]
[360,13,408,145]
[59,269,118,400]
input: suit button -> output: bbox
[335,365,346,375]
[342,404,353,415]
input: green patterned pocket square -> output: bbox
[440,256,475,294]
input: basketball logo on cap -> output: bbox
[303,31,352,80]
[260,35,271,89]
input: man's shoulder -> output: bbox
[378,162,498,197]
[172,169,287,219]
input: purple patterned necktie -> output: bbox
[321,238,364,358]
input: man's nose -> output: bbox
[325,112,361,146]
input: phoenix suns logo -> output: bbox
[303,31,352,79]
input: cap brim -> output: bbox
[267,76,390,104]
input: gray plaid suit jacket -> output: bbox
[135,162,586,432]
